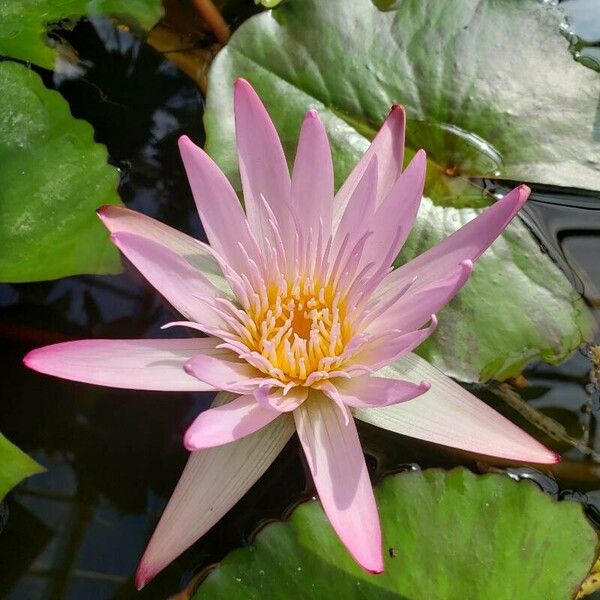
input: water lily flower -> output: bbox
[24,79,557,588]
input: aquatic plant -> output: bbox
[24,80,557,587]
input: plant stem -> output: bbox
[190,0,230,43]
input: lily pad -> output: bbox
[0,433,44,501]
[204,0,598,381]
[0,0,164,69]
[399,198,596,381]
[0,61,123,282]
[193,469,597,600]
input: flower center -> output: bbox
[290,302,313,339]
[242,279,351,384]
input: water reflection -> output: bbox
[521,186,600,305]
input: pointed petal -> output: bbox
[184,394,281,450]
[350,317,437,372]
[96,205,229,294]
[367,260,473,334]
[333,155,378,251]
[294,393,383,573]
[234,79,293,248]
[361,149,426,270]
[334,104,405,225]
[136,393,294,589]
[23,338,222,391]
[110,232,223,324]
[184,353,267,394]
[178,135,260,273]
[291,110,334,240]
[378,185,530,296]
[353,353,559,464]
[334,375,430,408]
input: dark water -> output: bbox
[1,10,600,600]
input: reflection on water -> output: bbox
[1,11,600,600]
[561,0,600,71]
[521,186,600,305]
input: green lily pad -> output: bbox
[193,469,597,600]
[0,0,164,69]
[400,198,596,381]
[0,61,123,282]
[0,433,44,501]
[203,0,598,381]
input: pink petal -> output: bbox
[334,104,405,225]
[377,185,530,296]
[178,135,261,274]
[353,353,559,464]
[361,149,426,270]
[96,205,229,293]
[294,393,383,573]
[184,394,281,450]
[291,110,334,242]
[254,385,308,412]
[349,317,438,372]
[184,352,267,394]
[110,232,223,325]
[23,338,222,391]
[366,260,473,335]
[234,79,293,251]
[136,392,294,589]
[333,155,378,255]
[334,375,430,408]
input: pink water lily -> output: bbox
[24,79,557,588]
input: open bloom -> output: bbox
[24,80,557,587]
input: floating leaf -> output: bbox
[0,61,123,282]
[0,0,164,69]
[204,0,598,381]
[399,198,596,381]
[0,433,44,501]
[194,469,598,600]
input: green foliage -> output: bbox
[204,0,598,381]
[194,469,598,600]
[0,62,123,281]
[0,0,164,68]
[0,433,44,500]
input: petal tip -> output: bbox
[183,360,195,377]
[22,349,38,371]
[96,204,111,220]
[389,103,405,117]
[419,380,431,392]
[526,448,560,465]
[183,430,199,452]
[459,258,474,274]
[234,77,256,100]
[361,553,385,574]
[178,134,194,152]
[234,77,251,88]
[134,564,155,591]
[518,184,531,204]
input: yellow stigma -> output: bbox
[241,276,352,384]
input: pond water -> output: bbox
[1,6,600,600]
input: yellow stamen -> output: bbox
[241,276,351,384]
